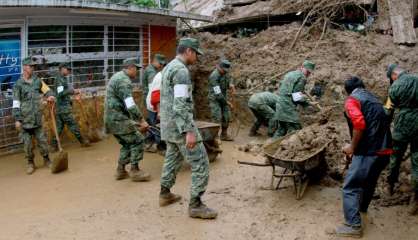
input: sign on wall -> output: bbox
[0,39,21,93]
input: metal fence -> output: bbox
[0,24,151,149]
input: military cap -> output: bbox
[123,57,142,68]
[386,63,398,80]
[59,62,72,70]
[154,53,167,65]
[303,60,315,72]
[22,57,36,66]
[179,37,204,55]
[219,59,231,72]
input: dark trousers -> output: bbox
[342,154,389,227]
[146,110,165,150]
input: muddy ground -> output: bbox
[0,130,417,240]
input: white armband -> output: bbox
[57,86,64,94]
[174,84,189,98]
[12,100,20,108]
[291,92,304,102]
[124,97,136,109]
[213,86,222,95]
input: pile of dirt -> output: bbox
[273,123,337,161]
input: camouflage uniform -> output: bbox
[12,75,53,163]
[387,72,418,194]
[142,64,158,103]
[104,70,145,166]
[248,91,280,136]
[273,70,308,138]
[208,68,232,128]
[160,57,209,199]
[51,72,83,146]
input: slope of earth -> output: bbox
[0,133,417,240]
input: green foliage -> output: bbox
[130,0,158,8]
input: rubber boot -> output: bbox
[220,127,234,141]
[44,156,52,168]
[79,137,91,148]
[408,192,418,216]
[26,160,35,175]
[188,197,217,219]
[248,124,259,137]
[335,224,362,238]
[129,164,151,182]
[115,164,128,180]
[159,186,182,207]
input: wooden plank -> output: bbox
[387,0,417,44]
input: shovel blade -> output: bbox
[51,151,68,174]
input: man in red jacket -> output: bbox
[335,76,392,238]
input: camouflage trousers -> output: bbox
[273,121,302,138]
[209,101,230,128]
[51,112,83,146]
[249,105,276,136]
[114,130,145,166]
[388,139,418,191]
[160,141,209,199]
[21,127,49,163]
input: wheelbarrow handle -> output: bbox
[237,160,271,167]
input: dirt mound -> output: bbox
[273,122,337,161]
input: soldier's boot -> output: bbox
[44,156,52,168]
[188,197,218,219]
[129,164,151,182]
[335,224,362,238]
[408,192,418,216]
[220,127,234,141]
[248,124,259,137]
[26,160,36,175]
[79,137,91,148]
[159,186,182,207]
[115,164,129,180]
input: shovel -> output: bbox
[49,103,68,174]
[75,94,101,143]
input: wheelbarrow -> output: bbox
[238,134,331,200]
[149,121,222,162]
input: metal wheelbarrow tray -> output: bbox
[196,121,223,162]
[239,133,331,200]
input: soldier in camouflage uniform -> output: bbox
[385,65,418,215]
[159,38,217,219]
[208,59,235,141]
[142,53,166,110]
[51,63,90,151]
[12,57,56,175]
[248,91,280,137]
[104,58,151,182]
[273,60,315,138]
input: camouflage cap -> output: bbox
[123,57,142,68]
[303,60,315,72]
[59,62,72,70]
[22,57,36,66]
[154,53,167,65]
[386,63,398,80]
[179,37,204,55]
[219,59,231,72]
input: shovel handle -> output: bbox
[49,103,63,152]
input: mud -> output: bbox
[1,131,418,240]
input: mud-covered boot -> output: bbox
[79,137,91,148]
[115,164,128,180]
[220,127,234,141]
[26,161,35,175]
[44,156,52,168]
[129,164,151,182]
[408,192,418,216]
[159,186,182,207]
[188,197,217,219]
[248,124,259,137]
[335,224,362,238]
